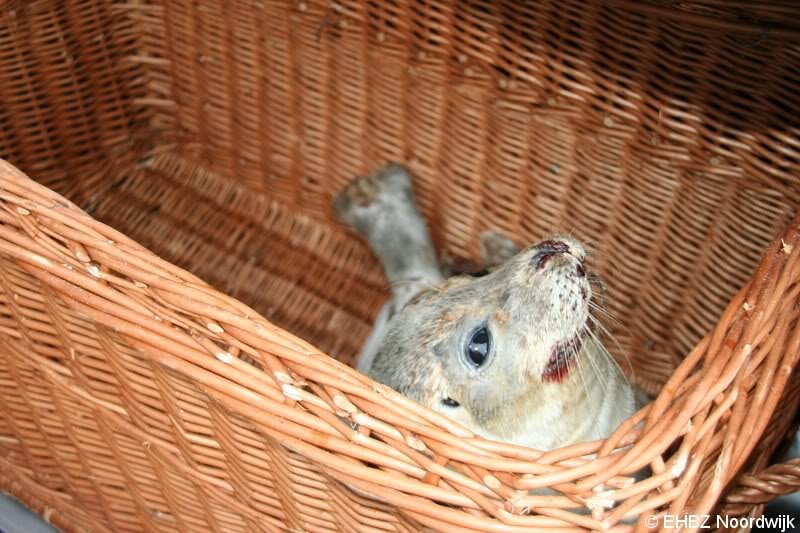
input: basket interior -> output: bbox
[73,151,389,368]
[65,144,798,394]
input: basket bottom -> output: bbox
[68,151,390,368]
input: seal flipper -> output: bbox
[479,230,521,269]
[333,164,445,372]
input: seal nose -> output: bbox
[530,240,570,270]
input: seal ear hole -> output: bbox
[442,397,460,407]
[466,326,490,367]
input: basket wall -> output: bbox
[1,0,800,532]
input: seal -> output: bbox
[334,163,644,451]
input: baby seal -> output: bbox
[334,164,642,451]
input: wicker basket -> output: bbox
[2,1,800,531]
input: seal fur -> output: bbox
[334,163,644,451]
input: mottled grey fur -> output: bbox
[334,163,643,452]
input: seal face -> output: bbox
[334,164,641,451]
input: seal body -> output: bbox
[334,164,643,451]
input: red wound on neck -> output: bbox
[541,339,580,383]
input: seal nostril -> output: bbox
[531,240,570,270]
[536,251,556,270]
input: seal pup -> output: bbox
[333,163,643,451]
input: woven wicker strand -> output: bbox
[722,458,800,515]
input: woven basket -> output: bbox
[2,1,800,531]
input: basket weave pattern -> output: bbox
[1,1,800,531]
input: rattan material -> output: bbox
[1,1,800,531]
[723,458,800,514]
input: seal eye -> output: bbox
[466,327,490,367]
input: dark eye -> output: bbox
[466,327,490,367]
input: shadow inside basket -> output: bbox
[68,150,390,368]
